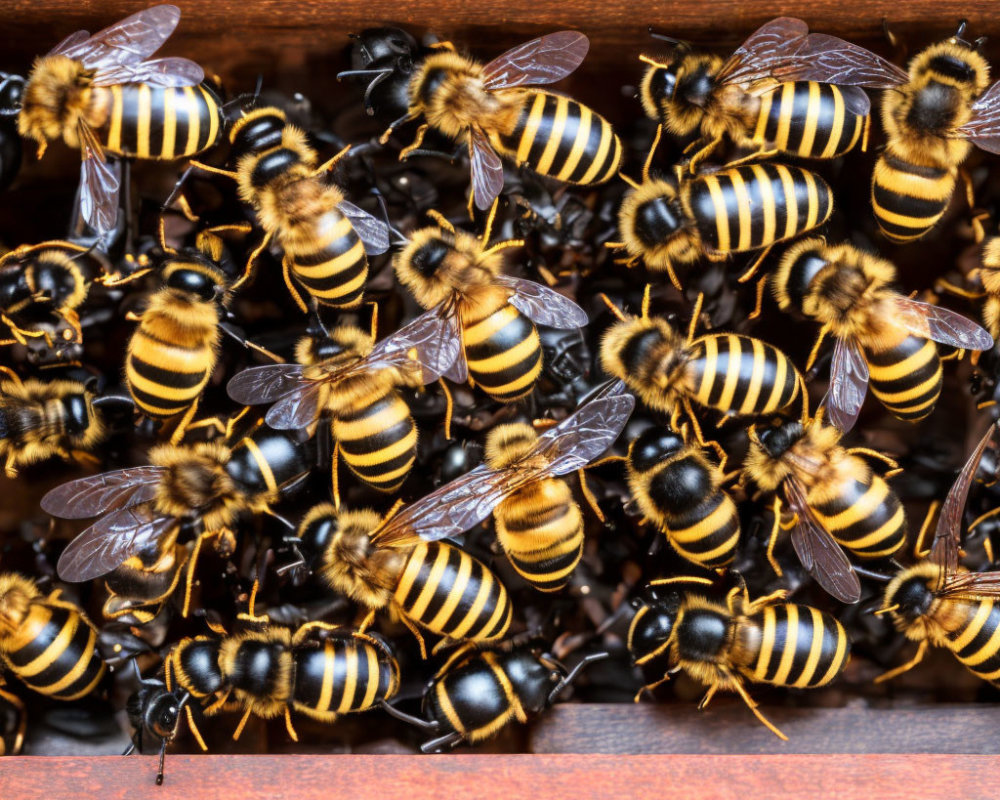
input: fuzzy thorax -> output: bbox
[219,628,294,718]
[883,561,952,645]
[19,56,94,148]
[149,441,243,531]
[395,226,502,311]
[0,573,38,637]
[484,423,539,470]
[599,316,691,415]
[744,420,842,493]
[617,179,701,270]
[139,288,221,349]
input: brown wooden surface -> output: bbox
[0,754,995,800]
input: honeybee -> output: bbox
[628,580,850,739]
[226,308,459,495]
[379,31,621,210]
[775,238,993,431]
[17,5,222,234]
[394,201,589,403]
[0,573,106,701]
[743,413,907,603]
[877,421,1000,687]
[640,17,896,166]
[185,106,390,313]
[0,679,25,756]
[970,235,1000,340]
[41,416,313,617]
[377,381,634,592]
[124,667,190,784]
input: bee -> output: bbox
[184,106,390,313]
[877,422,1000,687]
[0,679,25,756]
[627,580,850,740]
[394,200,589,403]
[0,71,25,193]
[41,416,313,617]
[0,573,106,700]
[124,665,191,785]
[337,27,429,123]
[967,235,1000,341]
[774,239,992,431]
[640,17,896,166]
[100,541,189,625]
[226,308,459,496]
[17,5,223,234]
[743,413,907,603]
[625,424,740,570]
[379,31,622,210]
[379,381,634,592]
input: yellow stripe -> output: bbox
[136,84,151,159]
[716,335,742,412]
[361,644,380,709]
[126,369,205,404]
[754,164,776,248]
[670,501,735,544]
[753,90,773,144]
[796,607,825,687]
[393,544,425,605]
[578,120,613,185]
[435,680,465,734]
[556,103,591,182]
[871,197,942,229]
[516,94,548,163]
[803,169,819,231]
[951,601,993,652]
[335,402,412,446]
[184,87,200,154]
[202,85,219,148]
[777,165,798,239]
[729,170,752,252]
[797,82,821,157]
[763,351,789,413]
[406,544,450,621]
[463,305,519,346]
[867,346,936,383]
[316,641,335,713]
[161,87,177,158]
[107,85,123,153]
[428,552,473,632]
[465,335,538,374]
[705,177,730,252]
[739,336,765,414]
[820,87,845,159]
[16,611,76,678]
[771,605,800,685]
[818,622,848,685]
[694,336,718,405]
[340,427,416,469]
[336,645,358,713]
[755,607,777,680]
[534,96,568,175]
[961,610,1000,667]
[820,479,887,531]
[241,437,277,493]
[774,82,795,150]
[448,570,493,639]
[478,587,510,639]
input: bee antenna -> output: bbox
[647,27,689,50]
[974,35,989,51]
[546,652,610,706]
[955,19,969,41]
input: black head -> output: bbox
[250,147,301,188]
[409,235,452,278]
[297,510,337,568]
[340,28,424,120]
[349,27,420,70]
[163,260,223,302]
[0,72,25,114]
[500,648,558,715]
[631,194,684,249]
[628,427,685,473]
[758,419,804,459]
[782,247,830,310]
[230,108,286,155]
[627,596,679,663]
[29,258,81,308]
[59,391,91,436]
[127,681,185,742]
[887,574,935,623]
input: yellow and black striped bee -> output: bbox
[0,679,25,756]
[774,238,992,431]
[394,201,589,403]
[966,235,1000,341]
[124,668,191,784]
[628,580,850,740]
[17,5,222,233]
[379,31,621,210]
[0,573,106,701]
[41,415,313,617]
[625,424,740,570]
[877,422,1000,686]
[386,383,634,592]
[226,308,459,496]
[743,413,907,603]
[640,17,887,166]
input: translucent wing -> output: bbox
[717,17,810,84]
[90,57,204,88]
[768,33,909,87]
[839,85,872,117]
[338,200,391,256]
[56,506,177,582]
[435,311,469,383]
[890,296,994,351]
[470,128,505,211]
[785,478,861,603]
[58,5,182,70]
[826,336,869,433]
[49,30,92,56]
[227,364,308,405]
[494,275,589,329]
[365,308,463,385]
[481,31,589,91]
[265,383,325,430]
[77,123,120,235]
[957,81,1000,151]
[40,466,167,518]
[929,422,997,572]
[938,570,1000,599]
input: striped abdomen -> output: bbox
[942,598,1000,686]
[871,152,955,242]
[393,541,512,642]
[425,651,519,742]
[292,635,399,722]
[494,90,622,186]
[97,83,223,160]
[751,82,865,159]
[863,331,942,421]
[809,469,907,559]
[463,292,542,402]
[687,334,800,416]
[687,163,833,254]
[286,209,368,308]
[737,604,849,688]
[1,598,105,700]
[332,389,417,493]
[494,477,583,592]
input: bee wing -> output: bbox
[929,422,997,572]
[494,275,589,329]
[826,336,869,433]
[365,308,464,385]
[481,31,589,91]
[958,81,1000,154]
[338,200,391,257]
[226,363,308,405]
[49,30,92,56]
[938,570,1000,599]
[469,128,505,211]
[40,466,167,518]
[838,84,873,117]
[265,383,325,430]
[90,57,205,89]
[57,5,184,70]
[56,506,177,583]
[785,478,861,603]
[889,296,994,351]
[77,123,121,235]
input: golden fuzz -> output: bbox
[599,316,688,415]
[484,422,539,470]
[0,573,38,635]
[18,55,92,146]
[219,628,294,717]
[394,227,502,311]
[617,178,702,269]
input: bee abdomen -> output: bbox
[688,334,800,416]
[126,329,217,418]
[495,91,622,185]
[753,82,864,159]
[687,163,833,254]
[664,492,740,569]
[812,474,907,559]
[871,153,954,242]
[426,652,514,741]
[864,335,942,421]
[292,637,398,721]
[745,604,849,688]
[946,601,1000,685]
[287,211,368,308]
[394,541,511,642]
[334,390,417,492]
[464,304,542,402]
[101,83,223,160]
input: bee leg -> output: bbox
[804,325,831,374]
[283,707,299,742]
[420,731,465,753]
[181,531,208,618]
[0,365,22,385]
[960,167,976,209]
[232,706,255,741]
[399,125,430,161]
[846,447,899,474]
[437,378,454,440]
[641,125,664,182]
[280,256,310,314]
[168,400,200,447]
[331,440,341,511]
[577,468,605,523]
[155,735,169,785]
[231,230,273,293]
[4,452,19,479]
[218,322,284,363]
[860,113,871,153]
[737,244,773,284]
[203,686,232,716]
[378,700,440,732]
[633,674,671,703]
[397,614,429,660]
[684,134,723,174]
[874,639,929,684]
[433,641,477,679]
[968,506,1000,538]
[724,148,778,169]
[185,705,209,752]
[312,145,353,177]
[686,292,704,344]
[765,497,785,578]
[0,686,25,754]
[547,652,610,705]
[727,674,788,740]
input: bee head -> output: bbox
[639,51,721,136]
[627,426,686,474]
[229,107,288,156]
[627,595,680,670]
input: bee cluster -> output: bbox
[2,5,1000,776]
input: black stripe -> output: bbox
[294,219,360,266]
[762,608,789,682]
[811,83,838,156]
[504,502,571,533]
[705,336,734,407]
[873,179,949,219]
[524,95,560,170]
[417,544,464,627]
[782,83,813,153]
[464,571,506,639]
[763,164,790,241]
[567,106,609,184]
[196,86,216,151]
[170,87,190,158]
[763,88,782,143]
[882,153,950,179]
[953,605,1000,661]
[129,384,186,417]
[128,353,207,389]
[293,251,367,292]
[145,87,165,156]
[785,607,815,685]
[7,606,69,668]
[545,99,581,178]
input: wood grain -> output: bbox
[0,753,993,800]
